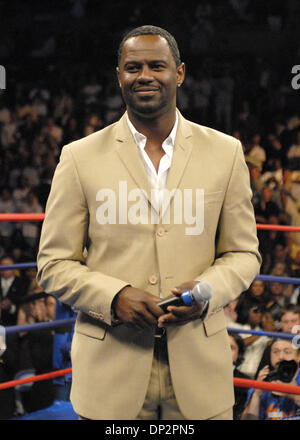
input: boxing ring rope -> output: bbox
[0,365,299,396]
[0,213,45,222]
[0,318,300,394]
[0,213,300,232]
[0,214,300,401]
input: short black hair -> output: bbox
[117,25,181,67]
[228,332,246,367]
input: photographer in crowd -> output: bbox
[241,338,300,420]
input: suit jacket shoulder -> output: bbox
[182,116,241,156]
[62,115,129,159]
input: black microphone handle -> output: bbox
[157,295,184,312]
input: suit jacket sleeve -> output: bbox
[36,145,129,326]
[197,140,262,316]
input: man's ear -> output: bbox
[177,62,185,88]
[116,67,121,88]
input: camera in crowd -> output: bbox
[265,360,298,383]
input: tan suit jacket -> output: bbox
[37,111,261,419]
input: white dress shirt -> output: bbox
[1,276,16,314]
[1,276,15,298]
[126,112,178,212]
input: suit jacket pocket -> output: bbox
[203,310,227,337]
[75,311,107,340]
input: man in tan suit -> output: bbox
[37,25,261,420]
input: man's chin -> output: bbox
[130,102,168,119]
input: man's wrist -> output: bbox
[111,284,131,325]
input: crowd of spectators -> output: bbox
[0,0,300,420]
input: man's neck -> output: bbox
[127,109,177,148]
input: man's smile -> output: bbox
[133,87,160,96]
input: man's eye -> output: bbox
[152,65,164,70]
[126,65,139,72]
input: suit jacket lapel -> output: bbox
[160,112,193,222]
[114,113,158,214]
[114,111,194,221]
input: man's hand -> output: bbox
[112,286,164,330]
[157,281,205,328]
[254,365,270,398]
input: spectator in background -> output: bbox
[104,83,125,125]
[270,261,294,302]
[1,112,18,149]
[259,215,288,275]
[41,117,63,150]
[0,306,19,419]
[224,298,239,327]
[22,158,40,188]
[0,100,11,127]
[290,252,300,306]
[12,175,31,206]
[28,81,50,121]
[255,306,300,377]
[0,255,25,326]
[84,114,104,137]
[267,282,289,311]
[236,280,269,324]
[254,186,281,224]
[0,187,17,249]
[16,113,40,156]
[279,305,300,334]
[287,128,300,170]
[246,159,263,207]
[62,117,81,145]
[52,301,76,402]
[234,100,258,144]
[241,339,300,420]
[81,74,103,110]
[235,306,272,378]
[17,287,48,333]
[34,168,53,210]
[228,332,251,420]
[16,291,55,414]
[53,88,73,128]
[264,134,286,172]
[18,191,43,251]
[245,133,266,172]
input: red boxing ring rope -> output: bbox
[0,214,300,233]
[0,367,299,395]
[0,368,72,391]
[0,213,45,222]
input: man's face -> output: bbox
[281,312,300,333]
[251,280,264,297]
[117,35,185,119]
[270,340,300,369]
[248,306,262,326]
[270,282,283,296]
[229,335,239,363]
[0,258,14,280]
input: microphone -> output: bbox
[158,282,212,312]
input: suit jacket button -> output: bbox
[157,228,165,237]
[149,275,158,285]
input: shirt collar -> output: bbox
[126,112,178,156]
